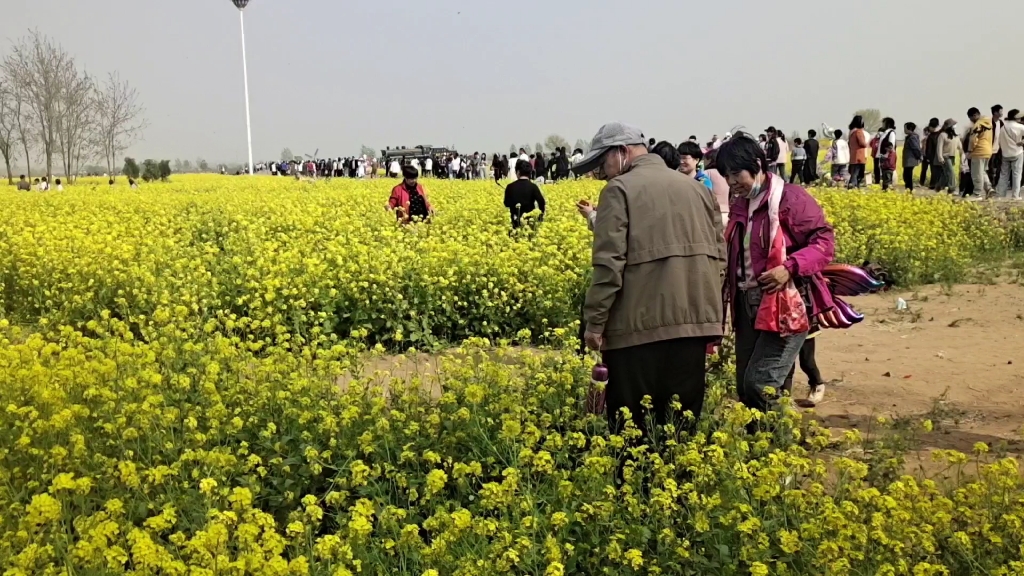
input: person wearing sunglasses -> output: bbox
[575,122,725,437]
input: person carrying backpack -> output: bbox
[387,165,433,223]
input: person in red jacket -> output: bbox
[387,165,433,223]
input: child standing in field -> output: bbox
[790,139,807,184]
[827,129,850,185]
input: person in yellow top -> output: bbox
[967,107,994,197]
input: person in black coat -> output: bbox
[557,147,571,180]
[534,152,547,182]
[803,130,820,183]
[902,122,923,192]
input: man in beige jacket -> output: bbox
[575,122,725,435]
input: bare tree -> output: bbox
[11,83,33,178]
[1,30,76,182]
[544,134,570,153]
[94,72,146,181]
[0,80,18,184]
[54,61,95,183]
[853,109,884,133]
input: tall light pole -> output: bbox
[233,0,254,174]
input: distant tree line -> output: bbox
[0,29,147,185]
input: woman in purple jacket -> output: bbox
[717,134,835,418]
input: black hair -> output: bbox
[808,129,817,138]
[648,138,656,146]
[716,133,769,176]
[1009,109,1021,120]
[401,165,418,179]
[703,148,719,170]
[758,134,766,142]
[778,132,787,143]
[55,178,61,185]
[904,122,917,131]
[688,135,696,141]
[928,118,940,128]
[834,129,843,138]
[967,107,980,117]
[19,174,25,179]
[794,138,803,145]
[676,141,702,160]
[992,104,1003,114]
[651,141,681,170]
[108,178,114,185]
[514,159,532,176]
[882,117,896,130]
[849,115,864,130]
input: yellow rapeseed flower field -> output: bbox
[0,175,1020,575]
[0,175,1006,348]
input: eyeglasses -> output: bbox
[591,149,611,180]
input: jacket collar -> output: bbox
[626,152,664,171]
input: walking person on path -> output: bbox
[996,109,1024,199]
[847,116,869,188]
[902,122,922,192]
[921,118,941,189]
[966,107,995,198]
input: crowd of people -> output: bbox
[255,157,382,179]
[244,103,1024,204]
[743,105,1024,200]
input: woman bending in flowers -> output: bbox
[717,134,835,417]
[387,165,433,223]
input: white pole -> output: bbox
[239,9,254,175]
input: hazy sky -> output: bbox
[4,0,1020,164]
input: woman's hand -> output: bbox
[576,200,594,219]
[758,265,791,293]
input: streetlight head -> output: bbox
[232,0,250,9]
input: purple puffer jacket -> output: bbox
[724,173,835,328]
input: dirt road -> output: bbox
[804,283,1024,456]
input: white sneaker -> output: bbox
[806,386,825,406]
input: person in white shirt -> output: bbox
[828,129,850,184]
[38,177,49,191]
[54,178,64,191]
[775,134,789,180]
[389,159,401,178]
[449,154,462,179]
[424,156,433,177]
[996,109,1024,199]
[517,148,530,166]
